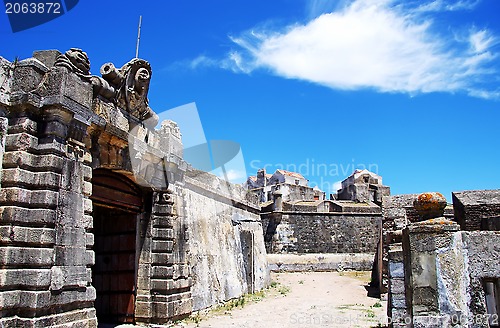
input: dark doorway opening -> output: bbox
[91,169,143,325]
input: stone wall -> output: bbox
[0,49,269,326]
[183,169,269,311]
[380,194,453,294]
[0,54,98,327]
[402,221,500,327]
[262,211,381,256]
[452,190,500,231]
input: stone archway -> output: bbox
[90,169,143,324]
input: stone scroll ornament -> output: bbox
[95,59,155,121]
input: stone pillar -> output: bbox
[0,55,97,327]
[135,188,192,324]
[402,192,469,328]
[0,110,96,327]
[387,243,409,327]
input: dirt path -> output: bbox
[176,271,387,328]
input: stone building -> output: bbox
[0,49,269,327]
[246,168,325,203]
[256,169,386,272]
[336,169,390,205]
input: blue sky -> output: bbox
[1,0,499,200]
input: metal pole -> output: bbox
[135,15,142,58]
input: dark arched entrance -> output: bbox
[90,169,143,324]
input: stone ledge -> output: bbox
[2,151,65,173]
[0,207,56,226]
[267,253,375,272]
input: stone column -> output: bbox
[135,187,192,324]
[402,192,469,328]
[388,243,409,327]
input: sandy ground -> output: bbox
[174,271,388,328]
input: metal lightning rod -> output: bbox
[135,15,142,58]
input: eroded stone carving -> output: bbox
[97,58,154,121]
[54,48,91,80]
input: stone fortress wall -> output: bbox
[0,49,269,327]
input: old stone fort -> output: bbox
[0,49,498,327]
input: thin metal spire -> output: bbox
[135,15,142,58]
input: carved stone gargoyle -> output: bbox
[92,58,155,122]
[54,48,92,81]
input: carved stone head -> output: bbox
[66,48,90,74]
[54,48,91,77]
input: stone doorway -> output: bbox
[90,169,144,324]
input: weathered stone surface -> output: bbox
[184,172,269,311]
[2,151,64,172]
[413,192,447,221]
[1,168,61,189]
[50,266,90,291]
[267,253,375,272]
[0,268,51,288]
[263,212,381,254]
[0,226,55,245]
[0,187,58,208]
[0,206,56,226]
[0,246,53,266]
[453,189,500,231]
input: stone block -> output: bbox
[50,266,90,291]
[174,264,190,279]
[54,226,86,247]
[0,206,56,226]
[151,265,173,278]
[82,215,93,229]
[151,253,173,265]
[152,240,174,252]
[85,250,94,266]
[0,187,58,208]
[82,181,92,196]
[5,133,38,152]
[390,295,407,309]
[173,297,193,317]
[152,204,173,215]
[152,227,174,239]
[0,268,51,288]
[0,226,55,245]
[0,246,53,266]
[2,151,65,172]
[389,262,404,279]
[150,278,174,291]
[389,278,406,295]
[7,116,38,135]
[53,246,88,266]
[1,168,61,189]
[33,50,61,67]
[11,59,47,93]
[85,233,94,247]
[134,300,152,319]
[47,286,96,308]
[136,277,151,291]
[137,264,151,278]
[81,165,92,181]
[83,198,92,214]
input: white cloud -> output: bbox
[222,0,499,98]
[189,55,218,69]
[414,0,480,12]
